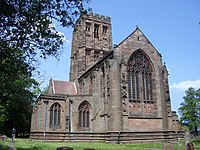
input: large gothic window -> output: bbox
[127,50,153,102]
[50,103,61,129]
[78,101,91,130]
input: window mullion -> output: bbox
[128,72,131,99]
[142,73,146,100]
[149,74,153,100]
[136,72,140,99]
[132,72,135,99]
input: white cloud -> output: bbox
[65,39,70,44]
[49,23,71,45]
[56,31,71,44]
[170,79,200,91]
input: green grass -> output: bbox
[0,138,9,150]
[11,139,164,150]
[1,138,200,150]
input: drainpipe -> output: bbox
[68,97,73,132]
[43,100,48,143]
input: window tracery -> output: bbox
[50,103,61,129]
[78,101,91,130]
[127,50,153,102]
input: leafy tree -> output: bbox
[0,0,90,135]
[41,85,49,94]
[178,87,200,135]
[0,43,38,135]
[0,43,34,100]
[0,0,90,63]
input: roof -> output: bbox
[116,27,161,57]
[49,79,77,95]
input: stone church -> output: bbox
[30,13,182,142]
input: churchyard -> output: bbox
[0,138,200,150]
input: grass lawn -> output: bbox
[0,138,200,150]
[0,138,9,150]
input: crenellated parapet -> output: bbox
[85,12,111,23]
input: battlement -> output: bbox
[83,12,111,23]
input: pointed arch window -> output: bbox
[78,101,91,130]
[127,50,153,101]
[50,103,61,129]
[94,24,99,38]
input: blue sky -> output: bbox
[40,0,200,114]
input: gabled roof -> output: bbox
[48,79,77,95]
[116,27,161,56]
[77,27,162,80]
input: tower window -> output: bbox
[86,22,91,32]
[50,103,61,129]
[102,25,108,36]
[94,24,99,38]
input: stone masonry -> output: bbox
[30,13,183,142]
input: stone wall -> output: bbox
[31,95,67,132]
[128,118,162,131]
[30,130,184,143]
[113,27,171,131]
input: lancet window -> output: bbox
[102,25,108,36]
[86,22,91,32]
[127,50,153,102]
[50,103,61,129]
[94,24,99,38]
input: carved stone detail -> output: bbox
[128,51,152,73]
[163,66,171,115]
[143,103,154,113]
[122,98,127,112]
[129,101,141,113]
[121,72,128,113]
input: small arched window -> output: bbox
[50,103,61,129]
[127,50,154,102]
[78,101,91,130]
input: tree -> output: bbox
[178,87,200,135]
[0,43,38,135]
[0,0,90,63]
[0,0,90,103]
[0,0,90,135]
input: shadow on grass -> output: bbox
[0,144,9,150]
[17,147,39,150]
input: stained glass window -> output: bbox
[127,50,153,101]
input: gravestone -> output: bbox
[0,135,6,141]
[57,147,73,150]
[186,143,194,150]
[163,144,173,150]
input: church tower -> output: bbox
[30,12,182,143]
[70,13,113,82]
